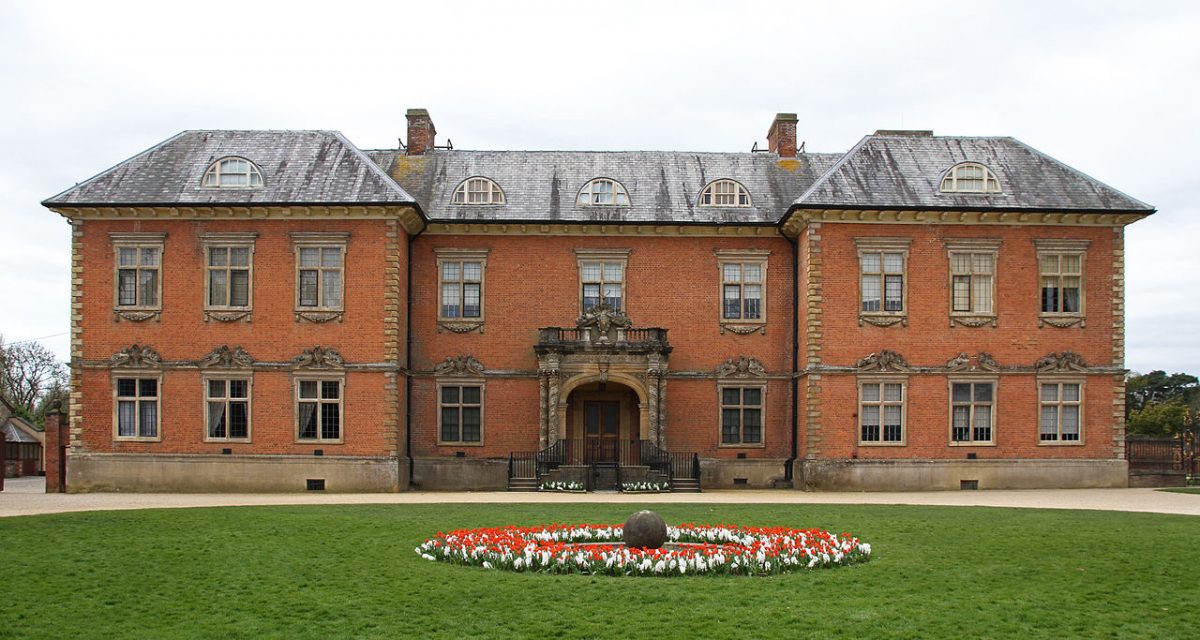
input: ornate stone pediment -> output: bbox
[945,352,1001,372]
[434,354,485,377]
[1035,351,1087,372]
[576,303,631,343]
[856,350,911,373]
[716,356,766,378]
[292,346,344,369]
[110,344,162,368]
[199,345,253,369]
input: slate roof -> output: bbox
[793,133,1154,212]
[369,150,842,224]
[44,131,415,206]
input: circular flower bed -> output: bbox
[416,523,871,576]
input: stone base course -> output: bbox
[796,458,1129,491]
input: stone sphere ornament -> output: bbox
[622,510,668,549]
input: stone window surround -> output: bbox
[450,176,506,205]
[1037,375,1086,446]
[202,372,253,444]
[1034,238,1090,328]
[435,248,489,333]
[715,249,770,335]
[947,376,998,446]
[855,237,911,327]
[716,381,766,448]
[201,156,264,189]
[201,232,257,323]
[943,238,1001,328]
[574,248,631,313]
[938,162,1001,194]
[576,178,631,207]
[698,179,752,207]
[293,373,345,444]
[436,378,486,446]
[111,371,163,443]
[291,232,349,323]
[857,375,908,446]
[110,232,166,322]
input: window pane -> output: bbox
[118,269,137,305]
[139,269,158,306]
[321,248,342,267]
[883,406,902,441]
[721,409,741,443]
[321,381,339,400]
[974,276,993,314]
[743,409,762,443]
[1041,282,1058,313]
[603,284,621,310]
[952,383,971,402]
[1039,255,1058,274]
[1061,255,1081,274]
[442,386,459,404]
[974,383,993,402]
[209,247,228,267]
[208,379,226,398]
[1040,406,1058,440]
[884,383,902,402]
[1062,384,1080,402]
[952,406,970,441]
[722,388,740,405]
[882,253,903,273]
[299,380,318,399]
[952,276,971,312]
[743,388,762,406]
[119,247,137,266]
[298,402,317,439]
[973,253,993,273]
[442,262,461,281]
[208,401,227,438]
[299,248,319,267]
[743,264,761,283]
[139,400,158,438]
[117,378,137,397]
[118,400,136,436]
[322,270,343,307]
[441,283,461,317]
[723,264,740,282]
[209,270,228,306]
[950,253,971,273]
[860,406,879,441]
[973,408,991,441]
[581,263,601,281]
[743,288,761,320]
[299,270,319,306]
[229,402,248,439]
[229,380,247,398]
[1061,407,1080,438]
[462,386,481,404]
[140,248,159,267]
[723,285,741,319]
[884,275,903,311]
[462,408,481,442]
[602,262,622,281]
[861,275,880,312]
[462,262,481,281]
[614,192,629,206]
[320,403,340,439]
[441,408,459,441]
[230,247,250,267]
[230,271,250,307]
[139,379,157,397]
[1062,280,1080,313]
[860,253,880,272]
[463,283,481,318]
[861,383,880,403]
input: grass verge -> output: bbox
[1,503,1197,639]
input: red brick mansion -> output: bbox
[41,110,1153,492]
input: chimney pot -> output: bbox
[406,108,436,156]
[767,113,798,158]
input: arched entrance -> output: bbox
[563,380,642,464]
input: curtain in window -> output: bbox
[299,402,317,439]
[208,401,227,438]
[139,400,158,438]
[118,400,136,437]
[138,270,158,306]
[230,271,250,306]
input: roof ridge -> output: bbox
[330,131,417,203]
[791,135,871,205]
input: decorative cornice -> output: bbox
[433,247,490,261]
[53,205,423,230]
[946,352,1000,373]
[434,354,486,377]
[292,346,344,369]
[290,231,351,243]
[1033,238,1092,252]
[942,237,1003,251]
[716,356,766,378]
[1035,351,1088,373]
[780,209,1150,238]
[108,232,167,243]
[854,237,912,252]
[110,344,162,368]
[856,350,911,373]
[427,223,781,237]
[199,345,253,369]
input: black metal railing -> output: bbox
[508,451,538,480]
[508,438,701,488]
[1126,430,1197,475]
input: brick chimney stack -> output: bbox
[406,109,436,156]
[767,113,798,158]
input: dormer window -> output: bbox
[451,177,505,204]
[202,157,264,188]
[940,163,1000,193]
[577,178,630,206]
[699,179,751,207]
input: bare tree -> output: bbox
[0,335,68,414]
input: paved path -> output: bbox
[1,476,1196,518]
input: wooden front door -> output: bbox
[583,401,620,462]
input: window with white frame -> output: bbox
[576,249,629,312]
[720,386,763,445]
[1039,380,1082,443]
[205,378,250,441]
[201,157,264,188]
[940,163,1000,193]
[115,376,160,441]
[112,233,165,311]
[439,383,483,444]
[292,233,348,313]
[856,238,911,320]
[202,233,256,312]
[944,239,1000,323]
[859,379,905,444]
[715,250,769,327]
[950,380,994,444]
[577,178,630,206]
[699,179,751,207]
[296,378,343,442]
[1035,240,1089,322]
[451,177,505,204]
[436,249,488,322]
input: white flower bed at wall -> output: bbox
[620,481,670,492]
[416,524,871,577]
[539,481,584,492]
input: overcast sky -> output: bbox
[1,0,1197,374]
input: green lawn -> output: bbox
[1,503,1197,639]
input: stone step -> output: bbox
[508,478,540,492]
[671,479,701,493]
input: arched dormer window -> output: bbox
[940,163,1001,193]
[699,179,752,207]
[201,157,264,188]
[451,177,506,204]
[577,178,630,206]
